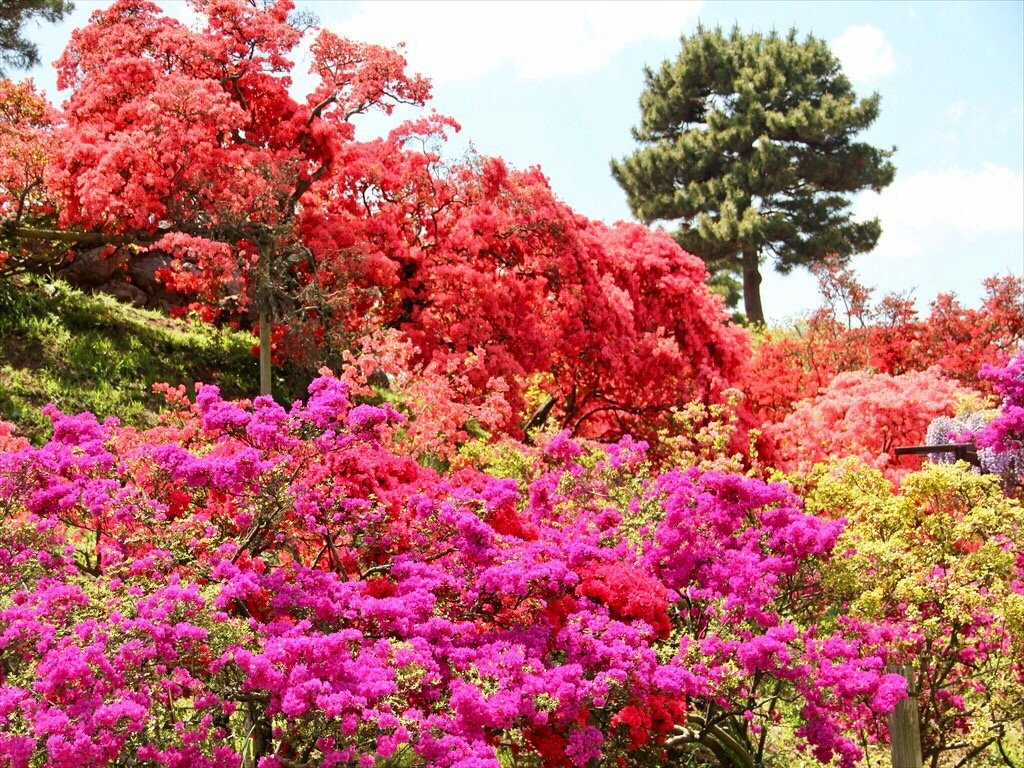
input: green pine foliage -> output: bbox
[0,0,73,75]
[611,25,896,323]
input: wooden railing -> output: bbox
[894,442,979,467]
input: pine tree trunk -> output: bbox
[742,249,765,325]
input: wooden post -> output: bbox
[258,306,271,397]
[256,238,272,398]
[887,664,923,768]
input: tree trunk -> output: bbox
[742,249,764,325]
[887,665,923,768]
[241,702,272,768]
[256,239,273,398]
[258,305,271,397]
[2,225,144,246]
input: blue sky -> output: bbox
[20,0,1024,321]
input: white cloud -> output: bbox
[333,1,702,83]
[830,25,895,82]
[946,100,966,121]
[855,164,1024,259]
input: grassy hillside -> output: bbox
[0,278,271,442]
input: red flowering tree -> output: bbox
[3,1,747,442]
[0,78,61,274]
[327,131,748,444]
[5,0,430,394]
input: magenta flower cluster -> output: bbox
[975,354,1024,454]
[0,377,905,767]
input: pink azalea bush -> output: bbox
[766,368,971,483]
[0,376,906,768]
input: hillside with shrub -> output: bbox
[0,278,271,442]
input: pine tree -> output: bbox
[0,1,73,76]
[611,26,895,324]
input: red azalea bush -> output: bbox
[744,264,1024,426]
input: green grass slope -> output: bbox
[0,278,264,442]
